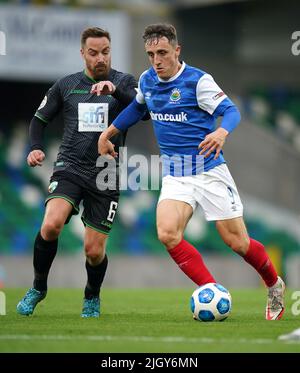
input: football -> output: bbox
[190,283,232,321]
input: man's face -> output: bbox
[81,37,111,79]
[145,36,181,80]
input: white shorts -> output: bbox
[158,164,243,221]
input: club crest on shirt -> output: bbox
[48,181,58,193]
[170,88,181,103]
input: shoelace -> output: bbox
[83,299,99,312]
[23,290,35,302]
[84,299,95,307]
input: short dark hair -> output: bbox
[81,27,110,47]
[143,23,178,46]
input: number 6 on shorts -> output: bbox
[107,201,118,222]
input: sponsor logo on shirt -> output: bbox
[70,89,89,94]
[212,91,225,100]
[78,103,109,132]
[170,88,181,102]
[145,91,151,99]
[150,111,188,122]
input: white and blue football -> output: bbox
[190,283,232,321]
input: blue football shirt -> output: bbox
[135,62,235,176]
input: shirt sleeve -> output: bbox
[29,116,47,151]
[220,104,241,133]
[112,74,138,106]
[113,99,148,132]
[35,80,63,123]
[196,74,228,115]
[135,71,147,105]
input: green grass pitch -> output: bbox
[0,288,299,353]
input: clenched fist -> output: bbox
[27,150,45,167]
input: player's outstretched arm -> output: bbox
[113,98,148,131]
[27,116,47,167]
[99,98,148,156]
[98,124,120,158]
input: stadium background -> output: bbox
[0,0,299,290]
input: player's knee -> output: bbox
[157,228,181,249]
[41,220,64,240]
[84,241,105,264]
[225,235,250,255]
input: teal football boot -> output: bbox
[16,288,47,316]
[81,297,100,318]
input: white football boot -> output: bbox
[266,276,285,320]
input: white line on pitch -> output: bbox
[0,334,295,344]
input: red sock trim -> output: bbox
[168,239,215,286]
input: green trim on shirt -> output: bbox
[34,113,48,123]
[84,69,101,83]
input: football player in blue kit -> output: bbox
[98,24,285,320]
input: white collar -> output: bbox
[157,61,186,83]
